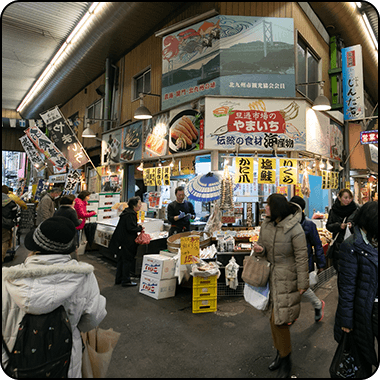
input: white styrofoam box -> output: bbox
[141,254,176,280]
[159,250,177,258]
[89,193,99,201]
[141,218,164,234]
[88,216,98,223]
[87,201,99,212]
[99,192,120,207]
[97,207,117,221]
[139,275,176,300]
[94,223,114,247]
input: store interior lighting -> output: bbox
[17,2,104,114]
[134,93,161,120]
[170,157,175,168]
[326,160,334,170]
[319,159,325,170]
[296,81,331,111]
[82,123,97,138]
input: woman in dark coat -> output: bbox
[326,189,359,271]
[109,196,143,287]
[334,201,378,377]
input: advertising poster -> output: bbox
[120,121,143,162]
[144,113,169,158]
[162,15,295,110]
[205,97,306,151]
[342,44,365,121]
[102,129,122,165]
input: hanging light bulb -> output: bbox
[319,159,325,170]
[137,161,144,171]
[326,160,333,170]
[158,160,162,167]
[170,157,175,168]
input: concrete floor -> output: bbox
[4,234,343,378]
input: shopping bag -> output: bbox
[343,225,352,241]
[77,229,87,256]
[309,263,318,287]
[135,231,151,245]
[81,327,121,378]
[243,282,270,311]
[329,332,367,378]
[242,253,270,287]
[327,218,347,259]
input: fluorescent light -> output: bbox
[17,2,104,114]
[363,13,378,50]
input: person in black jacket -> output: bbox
[109,196,143,287]
[334,201,378,377]
[326,189,359,271]
[167,186,195,236]
[54,194,82,228]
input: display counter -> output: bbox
[93,217,168,273]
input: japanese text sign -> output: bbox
[342,45,365,121]
[228,110,286,134]
[63,169,82,194]
[180,236,199,265]
[279,159,297,185]
[40,107,89,169]
[163,166,170,186]
[24,126,67,169]
[19,135,45,170]
[360,130,378,145]
[155,167,163,186]
[235,157,254,184]
[258,158,276,184]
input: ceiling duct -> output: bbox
[20,2,182,119]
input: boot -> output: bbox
[276,353,292,378]
[268,350,281,371]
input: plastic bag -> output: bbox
[344,225,352,241]
[225,256,239,290]
[243,281,270,311]
[191,257,220,278]
[135,231,151,245]
[309,270,318,287]
[329,332,367,378]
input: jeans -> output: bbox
[303,288,322,309]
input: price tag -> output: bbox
[180,236,199,265]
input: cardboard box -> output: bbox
[139,275,176,300]
[141,254,176,279]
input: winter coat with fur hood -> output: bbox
[2,254,107,378]
[256,205,309,325]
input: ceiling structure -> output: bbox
[2,2,378,120]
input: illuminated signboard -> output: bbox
[360,130,378,145]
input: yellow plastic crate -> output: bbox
[193,275,217,287]
[193,285,217,300]
[192,297,217,313]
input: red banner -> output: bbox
[227,110,286,134]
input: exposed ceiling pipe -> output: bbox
[20,2,152,119]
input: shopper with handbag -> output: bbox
[252,193,309,378]
[109,196,143,287]
[333,201,378,378]
[326,189,359,271]
[290,196,326,322]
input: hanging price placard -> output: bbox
[155,167,163,186]
[258,158,276,184]
[279,159,297,185]
[235,157,254,184]
[180,236,199,265]
[163,166,170,186]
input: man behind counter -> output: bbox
[167,186,195,236]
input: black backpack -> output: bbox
[2,305,72,378]
[2,200,18,230]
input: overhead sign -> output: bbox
[24,125,68,170]
[258,158,276,184]
[342,45,365,121]
[40,106,89,169]
[360,130,378,145]
[235,157,254,184]
[279,159,297,185]
[19,135,45,170]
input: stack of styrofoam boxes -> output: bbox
[97,192,120,222]
[87,193,99,223]
[192,275,217,313]
[139,254,177,300]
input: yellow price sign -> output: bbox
[180,236,199,265]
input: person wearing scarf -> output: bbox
[326,189,359,271]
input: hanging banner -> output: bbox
[63,169,82,195]
[294,184,303,198]
[163,166,170,186]
[342,45,365,121]
[155,167,163,186]
[40,106,89,169]
[258,158,276,184]
[235,157,254,184]
[279,159,297,185]
[24,125,67,169]
[331,171,339,189]
[19,135,45,170]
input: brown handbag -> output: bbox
[242,254,270,287]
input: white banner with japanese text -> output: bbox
[19,134,45,170]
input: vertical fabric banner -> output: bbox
[63,169,82,194]
[342,45,365,121]
[258,158,276,184]
[19,135,45,170]
[155,167,163,186]
[40,106,89,169]
[235,157,254,184]
[163,166,170,186]
[24,125,68,169]
[279,159,297,185]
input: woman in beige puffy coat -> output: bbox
[253,194,309,378]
